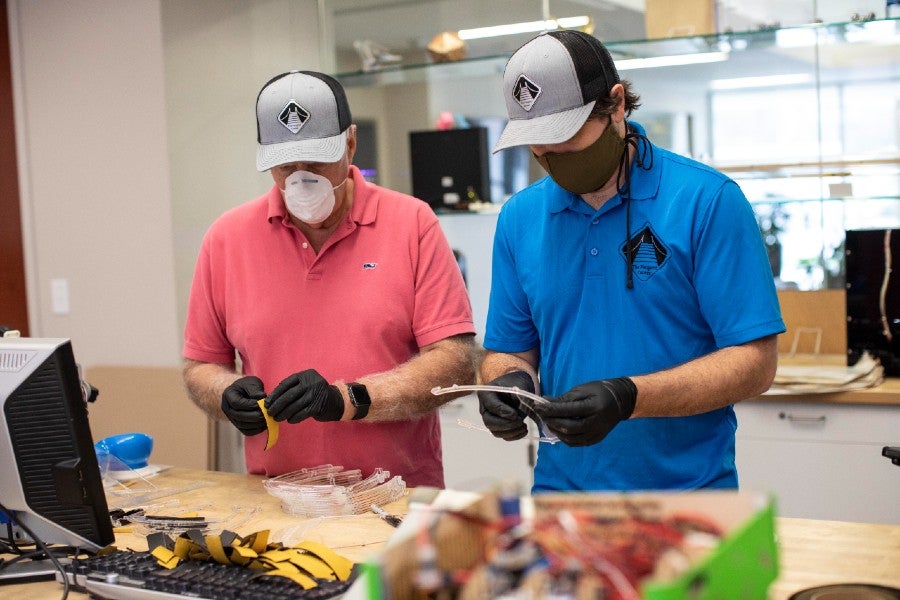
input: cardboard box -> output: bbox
[364,489,778,599]
[86,366,214,470]
[645,0,716,38]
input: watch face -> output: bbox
[348,383,370,420]
[349,384,370,406]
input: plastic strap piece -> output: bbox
[258,398,279,450]
[431,383,551,407]
[432,384,560,444]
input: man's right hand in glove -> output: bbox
[221,376,267,436]
[477,370,536,441]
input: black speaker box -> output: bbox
[845,228,899,375]
[409,127,490,210]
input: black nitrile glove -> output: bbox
[221,376,268,436]
[534,377,637,447]
[477,370,537,441]
[265,369,344,424]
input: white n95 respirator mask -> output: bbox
[281,170,346,224]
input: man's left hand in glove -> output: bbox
[265,369,344,423]
[533,377,637,447]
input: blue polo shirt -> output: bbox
[484,122,785,492]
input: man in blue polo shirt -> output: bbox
[478,30,785,492]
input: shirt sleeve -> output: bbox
[483,204,540,353]
[182,232,236,364]
[693,180,786,348]
[412,209,476,348]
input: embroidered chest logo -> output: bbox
[622,224,669,282]
[362,262,378,270]
[279,100,310,134]
[513,74,542,111]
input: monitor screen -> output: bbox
[409,127,491,210]
[0,337,114,551]
[846,228,899,376]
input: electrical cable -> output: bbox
[2,520,31,554]
[880,229,893,343]
[0,500,70,600]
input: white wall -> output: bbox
[8,0,321,369]
[161,0,321,331]
[9,0,180,366]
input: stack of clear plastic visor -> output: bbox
[263,464,406,517]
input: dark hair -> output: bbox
[589,80,641,119]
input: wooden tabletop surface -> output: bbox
[2,467,898,599]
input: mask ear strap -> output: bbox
[617,121,654,290]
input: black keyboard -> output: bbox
[59,549,355,600]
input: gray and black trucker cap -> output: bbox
[255,71,352,171]
[494,30,620,153]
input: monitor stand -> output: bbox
[0,556,70,583]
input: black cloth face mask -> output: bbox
[533,119,626,195]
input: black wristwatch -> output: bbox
[346,382,371,420]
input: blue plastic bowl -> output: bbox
[95,432,154,470]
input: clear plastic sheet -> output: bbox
[263,465,406,517]
[431,384,560,443]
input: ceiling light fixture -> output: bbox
[710,73,813,90]
[457,16,591,40]
[614,51,730,70]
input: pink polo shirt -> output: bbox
[183,166,474,487]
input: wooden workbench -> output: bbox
[1,467,898,599]
[755,375,900,406]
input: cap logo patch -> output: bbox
[278,100,310,134]
[513,74,542,111]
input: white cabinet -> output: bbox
[735,400,900,525]
[439,393,535,492]
[436,212,499,341]
[436,212,535,490]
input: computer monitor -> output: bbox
[0,337,114,551]
[409,127,491,210]
[846,228,899,376]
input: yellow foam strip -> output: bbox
[247,559,269,571]
[261,549,295,563]
[205,534,230,564]
[173,537,193,560]
[294,541,354,580]
[189,548,210,561]
[231,545,258,565]
[262,567,317,589]
[151,546,180,570]
[258,398,279,450]
[245,530,270,554]
[287,553,337,580]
